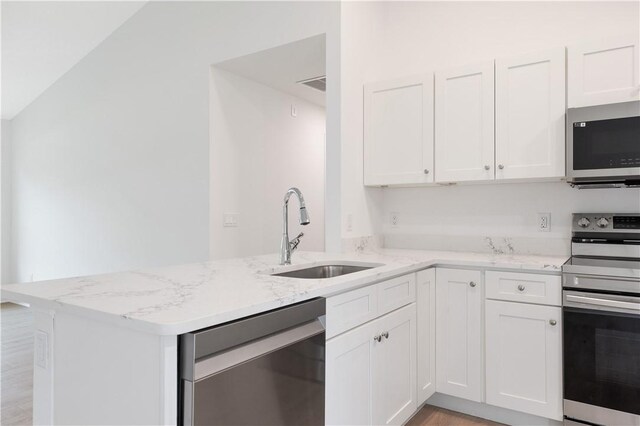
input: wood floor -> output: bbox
[1,302,34,426]
[0,303,501,426]
[407,405,503,426]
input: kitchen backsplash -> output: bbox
[383,233,570,256]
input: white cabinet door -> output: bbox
[495,48,566,179]
[326,318,377,425]
[416,269,436,405]
[373,304,417,426]
[364,74,434,186]
[435,62,495,182]
[568,34,640,107]
[326,304,417,426]
[485,300,562,421]
[436,268,483,402]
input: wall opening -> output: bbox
[209,34,327,259]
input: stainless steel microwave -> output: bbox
[567,100,640,188]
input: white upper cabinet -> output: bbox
[435,268,483,402]
[364,74,434,186]
[568,34,640,107]
[485,300,563,421]
[495,48,566,179]
[435,62,495,182]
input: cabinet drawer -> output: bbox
[326,273,416,339]
[326,284,378,339]
[486,271,561,306]
[377,273,416,317]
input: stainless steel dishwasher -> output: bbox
[179,298,326,426]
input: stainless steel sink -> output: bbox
[271,263,380,279]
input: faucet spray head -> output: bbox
[300,206,310,225]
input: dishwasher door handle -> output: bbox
[194,319,325,381]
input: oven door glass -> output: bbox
[572,116,640,170]
[563,306,640,415]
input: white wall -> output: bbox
[1,119,12,283]
[8,2,340,282]
[209,69,325,259]
[8,2,640,280]
[340,1,640,253]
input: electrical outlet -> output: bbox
[291,104,297,118]
[537,213,551,232]
[390,212,399,228]
[36,330,48,369]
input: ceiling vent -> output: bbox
[297,76,326,92]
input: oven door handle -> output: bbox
[565,294,640,313]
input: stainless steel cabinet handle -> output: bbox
[484,165,490,170]
[373,335,382,343]
[549,319,557,326]
[498,164,505,170]
[382,331,389,339]
[424,169,429,175]
[517,284,525,292]
[469,281,477,288]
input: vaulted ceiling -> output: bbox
[1,1,146,120]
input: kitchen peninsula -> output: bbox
[2,249,567,425]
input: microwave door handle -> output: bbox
[566,294,640,313]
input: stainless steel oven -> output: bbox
[562,213,640,425]
[179,298,326,426]
[567,101,640,188]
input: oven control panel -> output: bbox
[613,216,640,229]
[573,213,640,233]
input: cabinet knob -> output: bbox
[373,335,382,342]
[469,281,477,288]
[517,284,525,292]
[484,165,490,170]
[382,331,389,340]
[498,164,505,170]
[424,169,430,175]
[549,319,557,326]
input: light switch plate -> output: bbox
[223,213,239,227]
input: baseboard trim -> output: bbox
[423,393,563,426]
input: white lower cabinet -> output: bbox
[327,267,562,425]
[326,312,377,425]
[326,303,416,426]
[485,300,563,421]
[435,268,483,402]
[416,269,436,404]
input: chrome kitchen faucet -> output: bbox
[280,187,310,265]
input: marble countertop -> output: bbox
[1,249,568,335]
